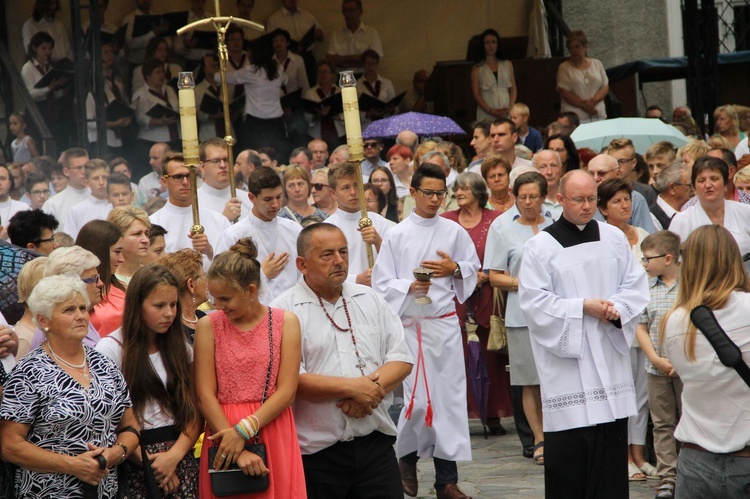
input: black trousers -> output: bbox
[302,431,402,499]
[544,417,629,499]
[400,451,457,488]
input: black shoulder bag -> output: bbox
[208,308,273,496]
[690,305,750,389]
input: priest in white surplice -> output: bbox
[372,163,479,499]
[215,167,301,304]
[325,162,393,286]
[518,170,649,499]
[197,137,253,222]
[149,152,229,270]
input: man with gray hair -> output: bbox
[29,246,103,349]
[401,151,458,218]
[650,164,693,230]
[290,146,314,175]
[533,150,564,220]
[328,144,350,165]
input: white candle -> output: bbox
[178,87,199,164]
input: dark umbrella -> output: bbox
[362,112,466,139]
[466,327,491,438]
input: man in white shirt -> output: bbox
[64,159,112,240]
[325,162,392,286]
[41,147,90,233]
[308,139,329,169]
[533,149,563,220]
[327,0,383,75]
[650,164,693,230]
[138,142,170,198]
[197,137,253,222]
[271,222,412,499]
[150,152,229,269]
[518,170,649,499]
[22,0,72,62]
[489,118,533,170]
[289,147,314,176]
[372,162,480,499]
[215,167,301,303]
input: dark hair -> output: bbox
[208,238,262,291]
[24,172,48,193]
[544,133,580,171]
[8,209,59,248]
[297,222,343,257]
[479,28,502,60]
[32,0,59,22]
[145,37,169,60]
[646,105,663,114]
[641,230,681,258]
[247,166,281,195]
[364,182,386,213]
[258,146,277,163]
[316,59,335,76]
[290,146,312,163]
[225,24,244,41]
[491,117,516,135]
[30,156,54,179]
[558,112,581,128]
[109,156,132,173]
[106,172,131,193]
[513,171,548,198]
[76,220,124,294]
[27,31,55,60]
[369,166,398,207]
[0,164,15,192]
[474,120,491,138]
[709,147,738,169]
[249,35,279,80]
[635,153,650,184]
[270,28,291,45]
[597,178,632,211]
[121,264,196,432]
[149,224,168,244]
[361,49,380,63]
[411,162,446,189]
[141,58,163,79]
[692,156,729,185]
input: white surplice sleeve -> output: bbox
[372,232,413,316]
[451,228,480,305]
[518,239,586,359]
[607,235,650,354]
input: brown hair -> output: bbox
[159,249,203,295]
[208,238,262,291]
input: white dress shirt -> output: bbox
[132,84,180,143]
[22,16,72,62]
[327,22,383,73]
[266,7,321,50]
[224,66,287,119]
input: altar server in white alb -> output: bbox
[64,159,112,240]
[215,167,301,303]
[197,137,253,222]
[41,147,90,232]
[149,152,229,269]
[373,163,479,499]
[518,170,649,499]
[325,162,393,287]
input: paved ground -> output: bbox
[406,418,656,498]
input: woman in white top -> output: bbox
[661,225,750,498]
[96,264,201,497]
[670,156,750,275]
[471,28,516,123]
[556,30,609,124]
[303,59,345,150]
[597,178,653,481]
[87,42,132,153]
[132,58,180,150]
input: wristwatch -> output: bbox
[452,263,462,278]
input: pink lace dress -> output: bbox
[198,308,306,498]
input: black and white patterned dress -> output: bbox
[0,346,131,498]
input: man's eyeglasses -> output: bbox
[416,188,448,200]
[81,274,101,284]
[562,195,599,205]
[35,235,55,244]
[163,173,190,182]
[311,183,328,191]
[203,157,229,165]
[616,157,636,165]
[30,189,51,196]
[641,254,667,265]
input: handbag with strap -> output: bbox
[487,288,507,352]
[208,308,274,496]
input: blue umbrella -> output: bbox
[570,117,690,154]
[362,112,466,139]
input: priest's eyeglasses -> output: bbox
[640,254,667,265]
[416,188,448,199]
[562,195,598,205]
[163,173,190,183]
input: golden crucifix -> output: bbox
[177,0,264,198]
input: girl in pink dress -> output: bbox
[195,238,306,498]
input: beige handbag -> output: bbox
[487,288,507,352]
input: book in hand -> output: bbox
[105,100,134,121]
[146,104,179,120]
[100,25,127,47]
[301,94,343,116]
[34,68,73,89]
[199,93,245,116]
[359,92,406,112]
[280,89,303,109]
[132,11,189,38]
[290,25,316,53]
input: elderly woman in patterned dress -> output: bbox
[0,275,139,498]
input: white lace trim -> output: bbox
[542,381,635,411]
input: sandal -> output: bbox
[655,477,675,499]
[628,462,646,481]
[533,441,544,465]
[639,462,659,480]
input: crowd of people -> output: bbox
[0,2,749,499]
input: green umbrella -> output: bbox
[570,117,690,154]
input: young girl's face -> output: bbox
[8,116,24,137]
[141,284,179,336]
[34,42,54,63]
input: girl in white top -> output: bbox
[96,264,201,497]
[661,225,750,498]
[471,28,516,123]
[556,30,609,123]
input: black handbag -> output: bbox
[208,308,274,496]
